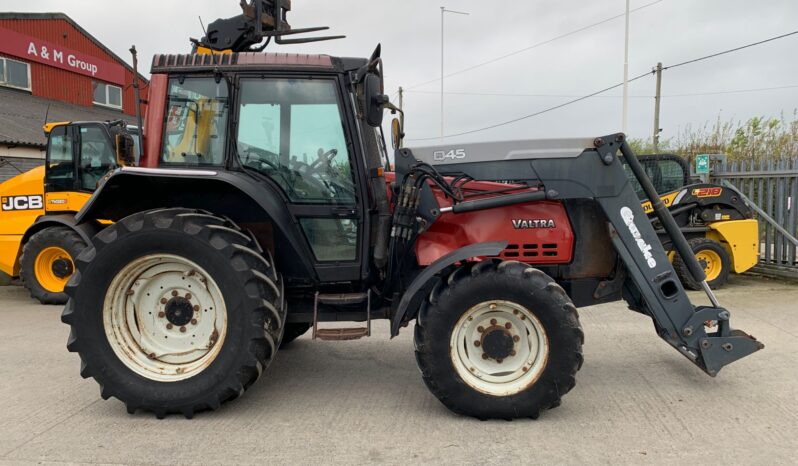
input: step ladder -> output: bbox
[312,290,371,341]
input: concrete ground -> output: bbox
[0,275,795,465]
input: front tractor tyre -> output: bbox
[62,208,285,418]
[20,227,87,304]
[414,260,584,420]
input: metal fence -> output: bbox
[711,158,798,277]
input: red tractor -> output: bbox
[61,1,762,419]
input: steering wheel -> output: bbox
[309,148,338,174]
[243,146,280,172]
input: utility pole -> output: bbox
[652,62,663,153]
[622,0,630,133]
[440,6,469,143]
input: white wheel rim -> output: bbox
[449,300,548,396]
[103,254,227,382]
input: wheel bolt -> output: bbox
[482,354,489,360]
[522,367,529,372]
[191,319,198,325]
[510,350,516,356]
[185,293,192,300]
[513,309,519,315]
[505,322,512,329]
[489,303,497,310]
[166,324,173,330]
[473,341,481,347]
[171,290,178,297]
[194,305,200,313]
[180,326,186,333]
[160,298,167,304]
[513,335,520,342]
[477,326,485,333]
[520,315,527,320]
[496,358,503,364]
[490,319,497,325]
[158,312,166,318]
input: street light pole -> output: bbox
[441,6,469,143]
[622,0,630,134]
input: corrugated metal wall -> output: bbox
[0,157,44,183]
[0,18,147,117]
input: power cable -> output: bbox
[663,30,798,70]
[406,29,798,141]
[405,84,798,99]
[405,0,664,90]
[407,72,652,142]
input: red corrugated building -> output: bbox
[0,12,148,180]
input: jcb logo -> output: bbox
[433,149,466,162]
[1,195,44,211]
[692,187,722,198]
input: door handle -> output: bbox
[331,207,357,217]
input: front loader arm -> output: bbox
[403,133,763,376]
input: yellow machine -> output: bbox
[628,154,759,289]
[0,121,135,303]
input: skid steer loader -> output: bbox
[0,121,137,303]
[61,1,763,420]
[622,154,759,289]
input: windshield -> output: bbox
[161,78,229,166]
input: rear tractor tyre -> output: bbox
[20,227,86,305]
[414,260,584,420]
[674,237,731,290]
[62,208,285,418]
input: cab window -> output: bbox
[45,125,76,191]
[236,78,356,205]
[162,78,229,166]
[78,126,116,190]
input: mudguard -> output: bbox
[390,241,507,336]
[23,214,101,246]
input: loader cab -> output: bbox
[44,122,136,198]
[622,154,690,199]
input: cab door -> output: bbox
[233,76,365,282]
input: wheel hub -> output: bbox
[103,254,227,382]
[481,327,514,360]
[51,258,74,279]
[165,297,194,326]
[450,300,549,396]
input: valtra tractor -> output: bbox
[62,0,763,419]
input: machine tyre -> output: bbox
[20,227,86,305]
[280,323,311,348]
[62,208,285,418]
[414,260,584,420]
[674,237,731,290]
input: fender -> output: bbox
[390,241,508,337]
[23,214,102,246]
[76,167,318,282]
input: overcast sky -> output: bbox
[3,0,797,145]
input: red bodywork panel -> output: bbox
[384,173,575,267]
[139,73,168,168]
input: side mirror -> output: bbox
[391,118,404,150]
[364,73,386,127]
[115,133,136,167]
